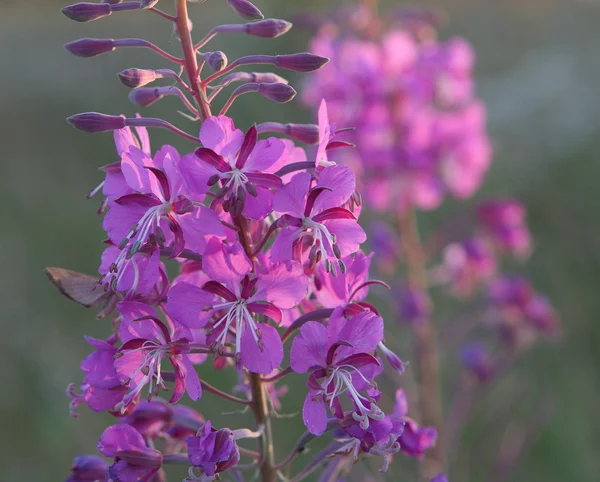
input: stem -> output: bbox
[200,380,252,405]
[175,0,212,120]
[250,372,277,482]
[398,208,444,479]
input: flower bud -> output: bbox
[258,83,297,103]
[275,53,329,72]
[67,112,126,133]
[67,455,108,481]
[118,68,158,88]
[203,51,228,72]
[286,124,319,144]
[62,2,112,22]
[228,0,264,20]
[245,19,292,38]
[65,38,115,58]
[128,88,164,107]
[102,0,123,4]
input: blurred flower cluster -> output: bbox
[303,2,559,479]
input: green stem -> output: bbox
[399,208,445,479]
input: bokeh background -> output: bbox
[1,0,599,480]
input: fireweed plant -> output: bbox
[303,2,559,480]
[43,1,447,482]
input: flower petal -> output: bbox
[241,324,283,374]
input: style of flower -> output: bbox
[182,116,286,219]
[290,308,384,435]
[167,237,308,373]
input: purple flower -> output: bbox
[460,343,494,383]
[391,389,437,458]
[182,116,286,219]
[438,238,496,297]
[186,421,240,479]
[114,306,202,410]
[167,238,307,373]
[68,335,128,415]
[66,455,108,481]
[477,199,531,257]
[290,308,384,435]
[397,285,431,324]
[103,144,225,270]
[432,474,449,482]
[271,166,366,273]
[97,424,163,482]
[98,245,165,299]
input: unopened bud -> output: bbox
[69,455,108,481]
[128,87,164,107]
[203,51,228,72]
[287,124,319,144]
[118,68,158,88]
[62,2,112,22]
[228,0,264,20]
[65,38,115,58]
[275,53,329,72]
[67,112,125,133]
[245,19,292,38]
[258,82,297,103]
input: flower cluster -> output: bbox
[303,3,558,480]
[303,5,492,213]
[49,1,437,481]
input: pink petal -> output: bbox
[117,302,160,342]
[179,153,216,198]
[269,227,301,263]
[313,165,355,212]
[244,137,287,172]
[290,321,327,373]
[302,391,327,435]
[323,218,366,257]
[166,282,216,329]
[273,172,311,217]
[177,206,225,254]
[121,147,160,195]
[182,355,203,401]
[202,238,252,286]
[241,324,283,374]
[335,311,384,362]
[98,425,147,458]
[254,262,308,309]
[199,115,244,163]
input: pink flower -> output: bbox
[97,424,163,482]
[290,308,384,435]
[271,166,366,273]
[167,238,308,373]
[182,116,286,219]
[114,304,203,410]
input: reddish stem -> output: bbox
[175,0,212,120]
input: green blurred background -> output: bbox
[1,0,599,480]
